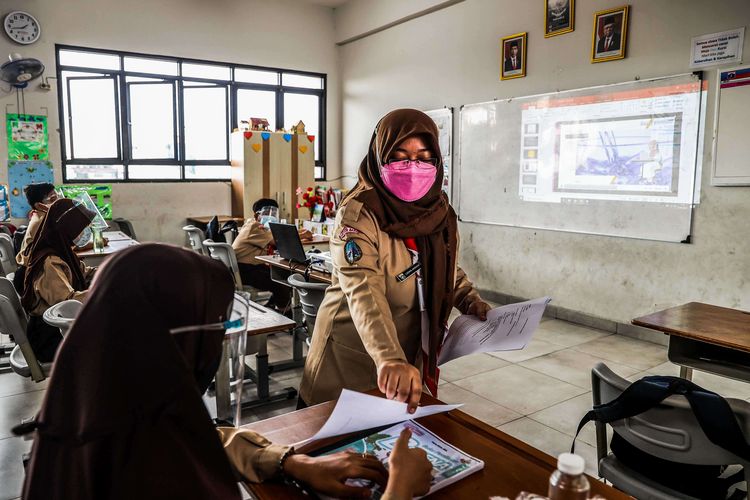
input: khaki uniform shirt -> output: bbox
[299,198,482,405]
[27,255,95,316]
[16,211,44,267]
[232,220,273,265]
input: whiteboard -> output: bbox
[712,65,750,185]
[457,74,706,242]
[425,107,454,200]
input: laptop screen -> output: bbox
[268,223,308,263]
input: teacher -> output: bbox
[299,109,490,411]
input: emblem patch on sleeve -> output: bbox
[338,225,361,240]
[344,239,363,264]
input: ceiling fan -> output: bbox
[0,53,45,112]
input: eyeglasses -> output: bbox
[384,158,439,169]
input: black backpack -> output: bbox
[573,375,748,499]
[205,216,238,244]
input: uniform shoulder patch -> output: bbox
[338,225,361,240]
[344,239,363,264]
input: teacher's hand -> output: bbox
[467,300,491,321]
[377,360,422,414]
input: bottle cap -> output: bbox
[557,453,585,475]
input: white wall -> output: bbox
[337,0,750,322]
[0,0,340,244]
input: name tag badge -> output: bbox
[396,261,421,282]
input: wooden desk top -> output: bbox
[633,302,750,353]
[302,234,329,246]
[244,301,296,336]
[242,392,629,500]
[77,237,139,258]
[254,254,332,285]
[102,230,131,241]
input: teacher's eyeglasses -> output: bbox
[384,158,439,169]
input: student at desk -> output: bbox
[300,109,490,411]
[16,182,58,267]
[18,244,431,500]
[233,198,312,310]
[20,198,96,361]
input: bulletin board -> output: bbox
[712,66,750,185]
[425,107,454,200]
[456,73,707,243]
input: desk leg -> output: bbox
[215,339,232,421]
[255,336,270,400]
[679,366,693,381]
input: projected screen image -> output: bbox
[556,114,680,195]
[518,82,702,204]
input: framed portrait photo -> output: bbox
[501,32,527,80]
[545,0,574,37]
[591,5,629,63]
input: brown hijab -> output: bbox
[343,108,457,382]
[21,244,241,500]
[21,198,94,310]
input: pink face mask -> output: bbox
[380,160,437,202]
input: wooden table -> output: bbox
[255,254,332,285]
[102,230,131,241]
[242,392,630,499]
[77,237,140,266]
[302,234,329,247]
[633,302,750,382]
[215,301,297,422]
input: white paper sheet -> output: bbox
[297,389,461,445]
[438,297,551,366]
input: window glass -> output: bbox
[282,73,323,89]
[124,57,178,75]
[182,62,231,80]
[237,88,276,129]
[185,165,232,179]
[59,50,120,70]
[65,164,125,180]
[235,68,278,85]
[128,165,181,179]
[128,83,175,159]
[284,93,320,159]
[68,78,119,158]
[184,86,228,160]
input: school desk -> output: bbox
[241,391,631,499]
[633,302,750,382]
[254,254,332,285]
[77,236,139,266]
[215,300,297,422]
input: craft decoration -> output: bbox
[292,120,306,134]
[307,135,315,143]
[58,184,113,220]
[7,114,48,161]
[251,143,262,153]
[299,145,308,154]
[261,132,271,141]
[8,160,54,218]
[250,118,271,131]
[283,134,292,142]
[243,131,253,140]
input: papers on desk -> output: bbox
[297,389,460,445]
[438,297,551,366]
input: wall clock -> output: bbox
[4,11,41,45]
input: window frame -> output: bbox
[56,44,327,183]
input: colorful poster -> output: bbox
[7,114,48,161]
[58,184,113,220]
[8,160,54,218]
[0,185,9,221]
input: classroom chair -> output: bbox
[0,234,18,277]
[183,225,207,255]
[112,217,138,240]
[43,300,83,337]
[201,240,271,305]
[287,273,328,345]
[0,277,49,382]
[591,362,750,500]
[0,224,13,237]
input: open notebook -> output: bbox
[314,420,484,499]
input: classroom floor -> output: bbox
[2,317,750,499]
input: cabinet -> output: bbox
[230,131,315,220]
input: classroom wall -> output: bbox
[337,0,750,322]
[0,0,340,244]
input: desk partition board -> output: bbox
[457,73,707,242]
[425,108,454,200]
[712,66,750,185]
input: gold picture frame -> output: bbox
[591,5,629,63]
[545,0,575,38]
[501,32,527,80]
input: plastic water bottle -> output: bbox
[548,453,590,500]
[92,227,105,254]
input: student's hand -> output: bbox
[298,229,313,241]
[377,360,422,413]
[467,300,491,321]
[384,428,433,499]
[74,242,94,252]
[282,451,387,498]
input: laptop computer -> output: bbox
[269,222,308,264]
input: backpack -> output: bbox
[205,216,238,244]
[573,375,748,499]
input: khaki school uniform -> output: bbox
[232,220,273,265]
[26,255,95,316]
[16,211,44,267]
[299,197,482,406]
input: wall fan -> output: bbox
[0,53,45,112]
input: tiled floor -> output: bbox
[3,319,750,498]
